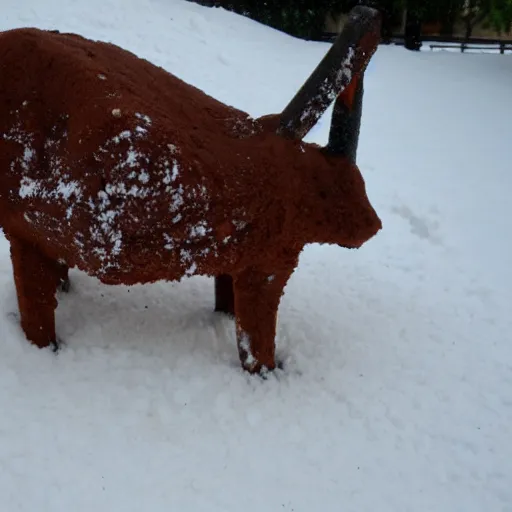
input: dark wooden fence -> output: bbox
[319,32,512,53]
[425,36,512,54]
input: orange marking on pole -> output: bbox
[337,74,360,111]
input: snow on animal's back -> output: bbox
[0,28,265,282]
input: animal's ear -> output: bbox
[277,5,381,143]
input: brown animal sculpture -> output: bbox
[0,6,382,374]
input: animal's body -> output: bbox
[0,13,381,373]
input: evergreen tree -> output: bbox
[210,0,512,40]
[485,0,512,33]
[217,0,354,39]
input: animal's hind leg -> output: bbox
[215,274,235,316]
[9,236,61,349]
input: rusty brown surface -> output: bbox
[0,27,381,373]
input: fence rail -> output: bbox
[428,42,512,53]
[320,32,512,54]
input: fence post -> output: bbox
[500,42,505,54]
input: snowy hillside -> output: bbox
[0,1,511,511]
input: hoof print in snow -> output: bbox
[391,205,442,245]
[0,5,382,374]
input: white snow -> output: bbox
[239,330,257,370]
[135,112,152,125]
[19,176,83,202]
[138,170,150,183]
[22,147,35,168]
[18,177,40,198]
[0,1,511,511]
[335,45,355,96]
[189,221,209,238]
[56,179,82,200]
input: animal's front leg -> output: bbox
[234,268,293,374]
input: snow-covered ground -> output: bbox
[1,1,511,511]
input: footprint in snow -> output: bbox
[391,204,443,245]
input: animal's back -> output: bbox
[0,28,251,134]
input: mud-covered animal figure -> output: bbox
[0,6,382,373]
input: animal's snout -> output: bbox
[344,200,382,249]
